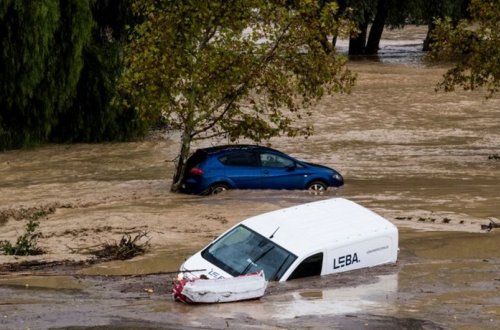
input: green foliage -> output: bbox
[403,0,468,25]
[0,0,61,149]
[0,0,146,150]
[0,211,46,256]
[429,0,500,97]
[50,0,147,142]
[120,0,357,191]
[0,0,93,149]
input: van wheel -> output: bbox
[307,181,327,192]
[210,183,229,195]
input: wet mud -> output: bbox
[1,26,499,328]
[1,229,498,329]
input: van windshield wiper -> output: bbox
[241,246,275,275]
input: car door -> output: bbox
[218,151,261,189]
[258,152,304,189]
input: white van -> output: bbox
[180,198,398,282]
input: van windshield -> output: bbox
[201,225,297,281]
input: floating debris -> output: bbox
[70,232,151,261]
[481,219,500,232]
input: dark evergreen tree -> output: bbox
[50,0,146,142]
[0,0,61,149]
[0,0,145,151]
[40,0,94,140]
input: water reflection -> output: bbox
[272,274,398,318]
[80,247,195,276]
[163,274,398,321]
[0,275,85,291]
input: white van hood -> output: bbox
[180,252,232,280]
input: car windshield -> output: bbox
[201,225,297,281]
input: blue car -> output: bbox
[180,145,344,195]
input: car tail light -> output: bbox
[190,167,204,176]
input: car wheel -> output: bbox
[307,181,327,192]
[210,183,229,195]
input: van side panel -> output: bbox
[326,235,397,275]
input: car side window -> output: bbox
[260,153,294,168]
[287,252,323,280]
[219,151,258,167]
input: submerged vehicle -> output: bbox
[179,198,398,282]
[180,145,344,195]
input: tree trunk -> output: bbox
[365,0,389,55]
[170,132,192,193]
[348,14,369,55]
[332,0,346,49]
[423,21,437,52]
[319,32,332,54]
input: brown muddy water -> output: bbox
[1,26,499,329]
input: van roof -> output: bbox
[241,198,397,257]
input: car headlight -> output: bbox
[332,173,343,181]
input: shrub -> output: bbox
[0,212,45,256]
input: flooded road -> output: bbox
[0,229,498,329]
[1,26,499,328]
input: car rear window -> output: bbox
[219,151,258,167]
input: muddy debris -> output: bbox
[0,259,92,273]
[0,205,56,224]
[481,218,500,231]
[395,215,455,224]
[42,225,149,239]
[71,232,151,261]
[204,214,229,224]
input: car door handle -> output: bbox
[263,170,270,175]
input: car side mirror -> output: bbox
[286,164,296,171]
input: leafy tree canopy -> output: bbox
[429,0,500,97]
[120,0,357,191]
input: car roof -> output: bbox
[240,198,397,257]
[196,144,283,155]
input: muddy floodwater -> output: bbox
[1,27,499,329]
